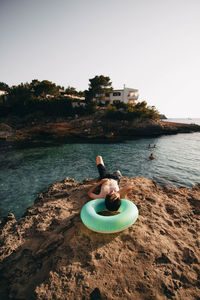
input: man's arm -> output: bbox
[119,183,133,199]
[88,178,108,199]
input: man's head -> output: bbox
[105,191,121,211]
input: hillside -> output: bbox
[0,110,200,147]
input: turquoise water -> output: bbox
[0,118,200,220]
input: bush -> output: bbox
[106,101,159,121]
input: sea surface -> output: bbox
[0,118,200,220]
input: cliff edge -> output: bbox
[0,177,199,300]
[1,111,200,146]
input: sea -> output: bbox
[0,118,200,220]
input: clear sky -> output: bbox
[1,0,200,117]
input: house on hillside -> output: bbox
[94,86,139,105]
[59,89,85,99]
[71,99,86,108]
[59,89,85,107]
[0,90,8,96]
[0,90,8,104]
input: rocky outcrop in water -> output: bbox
[159,114,167,119]
[0,110,200,147]
[0,177,199,299]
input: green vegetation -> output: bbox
[0,76,160,121]
[0,80,85,118]
[106,101,160,121]
[0,82,10,92]
[85,75,113,102]
[84,75,113,113]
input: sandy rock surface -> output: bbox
[0,177,199,300]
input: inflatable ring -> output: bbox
[80,198,138,233]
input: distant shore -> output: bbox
[1,111,200,149]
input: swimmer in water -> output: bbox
[149,153,154,160]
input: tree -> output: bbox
[30,80,59,98]
[85,99,97,114]
[8,83,33,106]
[134,101,148,109]
[0,82,10,92]
[64,86,85,97]
[65,86,77,95]
[85,75,113,102]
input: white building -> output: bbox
[71,99,86,108]
[0,90,8,96]
[95,86,139,105]
[0,90,8,103]
[59,89,85,105]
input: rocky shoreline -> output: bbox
[0,176,199,299]
[0,111,200,148]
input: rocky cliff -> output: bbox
[1,111,200,147]
[0,177,199,300]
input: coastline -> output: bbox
[1,112,200,149]
[0,176,199,299]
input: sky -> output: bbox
[1,0,200,118]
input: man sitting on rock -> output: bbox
[88,156,133,211]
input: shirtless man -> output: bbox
[88,156,133,211]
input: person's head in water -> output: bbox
[149,153,154,159]
[105,191,121,211]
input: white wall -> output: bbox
[0,90,8,96]
[109,88,139,104]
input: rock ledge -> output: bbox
[0,177,200,300]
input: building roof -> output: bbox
[111,88,139,92]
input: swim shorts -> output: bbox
[97,164,122,183]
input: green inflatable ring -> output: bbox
[80,198,138,233]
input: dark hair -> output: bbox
[105,194,121,211]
